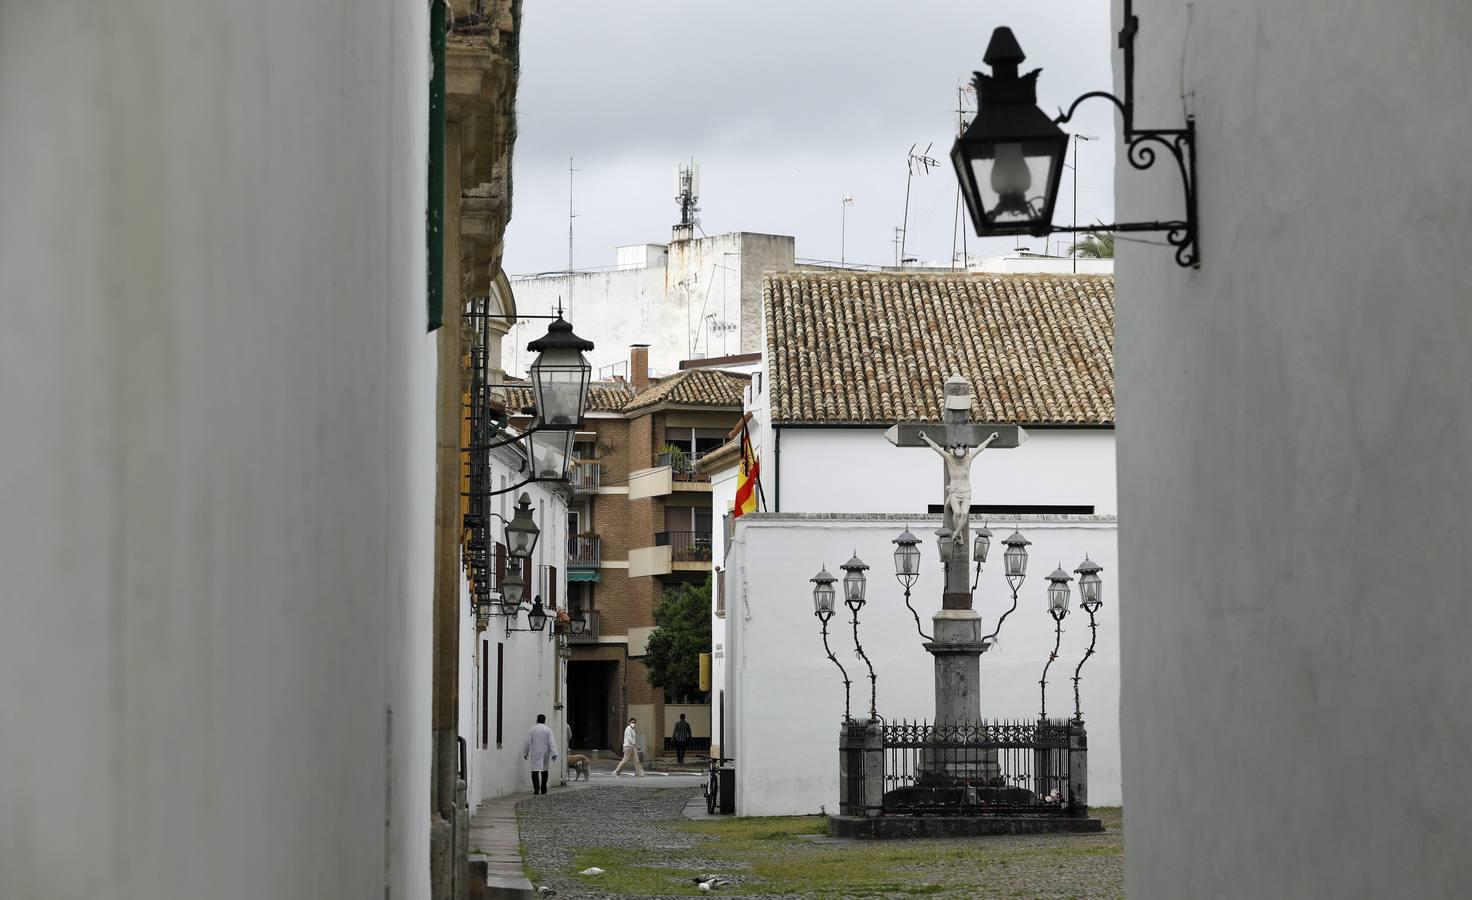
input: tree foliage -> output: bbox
[643,578,712,702]
[1067,231,1115,258]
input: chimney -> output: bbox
[629,344,650,391]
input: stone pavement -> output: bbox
[468,791,535,899]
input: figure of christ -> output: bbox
[918,429,999,540]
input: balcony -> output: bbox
[568,534,601,568]
[570,461,601,493]
[656,530,714,563]
[656,449,710,483]
[568,609,599,644]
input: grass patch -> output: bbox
[564,847,707,897]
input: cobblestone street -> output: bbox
[516,781,1123,899]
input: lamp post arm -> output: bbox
[1072,608,1100,721]
[850,610,879,720]
[898,578,933,642]
[819,616,852,722]
[1040,614,1064,720]
[986,580,1022,644]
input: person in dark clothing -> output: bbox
[672,713,693,764]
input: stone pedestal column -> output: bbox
[920,609,1000,784]
[1068,719,1089,818]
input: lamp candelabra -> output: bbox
[811,566,852,721]
[1040,565,1072,719]
[1070,557,1104,721]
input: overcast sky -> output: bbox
[503,1,1116,280]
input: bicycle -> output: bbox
[700,755,734,814]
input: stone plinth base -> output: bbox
[827,815,1103,840]
[882,784,1037,809]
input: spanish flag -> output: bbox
[734,419,762,518]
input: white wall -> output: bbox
[0,3,433,899]
[511,232,795,375]
[709,460,740,753]
[461,483,570,805]
[1115,3,1472,897]
[775,427,1117,516]
[724,515,1119,817]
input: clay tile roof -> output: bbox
[763,271,1114,425]
[501,381,638,416]
[622,368,750,414]
[697,438,742,473]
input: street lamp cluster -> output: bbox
[463,308,597,635]
[812,525,1105,724]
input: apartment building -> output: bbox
[507,346,748,754]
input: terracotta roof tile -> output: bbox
[763,271,1114,424]
[622,368,749,413]
[501,381,637,415]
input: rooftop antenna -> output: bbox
[841,195,856,267]
[951,83,975,270]
[675,160,701,236]
[901,143,938,267]
[567,156,579,317]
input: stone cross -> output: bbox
[884,374,1026,610]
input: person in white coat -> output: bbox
[523,713,559,795]
[611,717,645,777]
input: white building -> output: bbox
[511,231,796,376]
[712,270,1121,815]
[1113,1,1472,896]
[1,5,437,899]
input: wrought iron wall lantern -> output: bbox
[462,303,595,498]
[952,0,1199,267]
[505,595,550,636]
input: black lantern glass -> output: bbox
[1075,557,1104,612]
[811,566,837,617]
[973,524,993,564]
[570,608,588,635]
[527,428,575,482]
[505,492,540,559]
[1002,530,1031,578]
[839,553,869,612]
[936,526,956,564]
[501,570,525,608]
[526,597,549,632]
[893,528,921,579]
[952,27,1069,238]
[525,316,594,428]
[1046,565,1072,616]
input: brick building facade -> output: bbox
[508,347,748,754]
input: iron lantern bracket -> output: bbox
[1051,1,1199,268]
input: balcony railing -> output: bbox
[654,449,709,482]
[568,535,601,568]
[568,609,599,643]
[655,530,714,562]
[570,462,601,492]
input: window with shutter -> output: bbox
[494,542,506,594]
[548,565,558,609]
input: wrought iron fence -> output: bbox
[881,719,1077,816]
[656,530,713,562]
[841,721,870,817]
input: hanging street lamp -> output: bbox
[952,1,1200,267]
[501,570,526,609]
[951,27,1069,239]
[936,525,957,566]
[526,427,575,482]
[982,528,1030,649]
[1071,557,1105,721]
[839,553,877,720]
[811,566,852,722]
[504,493,540,559]
[570,608,589,636]
[893,527,931,642]
[971,522,993,593]
[1040,565,1073,719]
[525,314,595,428]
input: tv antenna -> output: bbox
[901,143,938,266]
[951,83,976,269]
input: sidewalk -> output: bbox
[468,792,534,900]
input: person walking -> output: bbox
[611,717,645,777]
[671,713,693,765]
[522,713,559,795]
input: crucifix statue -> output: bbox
[917,429,999,541]
[884,374,1027,742]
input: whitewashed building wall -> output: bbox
[0,4,434,898]
[723,515,1120,816]
[1116,1,1472,896]
[511,232,795,376]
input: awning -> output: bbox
[567,570,600,582]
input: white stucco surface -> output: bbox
[0,4,433,898]
[1115,2,1472,896]
[723,516,1120,817]
[511,232,795,375]
[774,427,1117,516]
